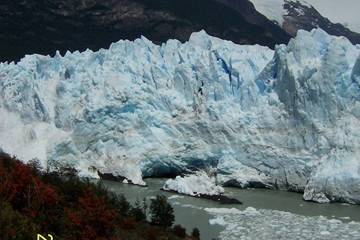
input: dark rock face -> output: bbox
[216,0,360,45]
[97,171,147,186]
[213,0,290,39]
[161,188,242,204]
[282,0,360,44]
[0,0,291,62]
[98,171,127,182]
[222,179,271,189]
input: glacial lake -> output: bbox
[102,179,360,240]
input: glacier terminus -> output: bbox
[0,28,359,204]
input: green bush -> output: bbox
[149,195,174,228]
[192,227,200,239]
[130,199,147,221]
[108,193,131,217]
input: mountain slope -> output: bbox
[0,0,290,63]
[248,0,360,44]
[1,29,359,204]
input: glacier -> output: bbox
[0,28,359,203]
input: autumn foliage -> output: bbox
[66,190,117,239]
[1,157,58,208]
[0,153,121,239]
[0,153,197,240]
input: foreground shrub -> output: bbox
[109,193,131,217]
[120,218,137,230]
[149,195,174,228]
[146,228,160,240]
[173,224,186,238]
[192,227,200,239]
[1,157,59,210]
[0,153,198,239]
[0,200,39,240]
[66,190,117,239]
[0,155,60,233]
[130,199,147,222]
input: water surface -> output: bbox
[102,178,360,240]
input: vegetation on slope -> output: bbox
[0,153,200,240]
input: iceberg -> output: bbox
[205,207,360,240]
[163,171,224,196]
[0,29,359,203]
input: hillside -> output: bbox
[0,0,290,62]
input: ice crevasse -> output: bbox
[0,28,359,204]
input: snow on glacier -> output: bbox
[249,0,312,26]
[0,29,359,203]
[250,0,288,25]
[206,207,360,240]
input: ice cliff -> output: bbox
[0,29,359,203]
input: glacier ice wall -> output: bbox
[0,29,359,203]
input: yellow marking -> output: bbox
[37,234,53,240]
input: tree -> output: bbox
[149,195,174,228]
[192,227,200,239]
[130,199,146,222]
